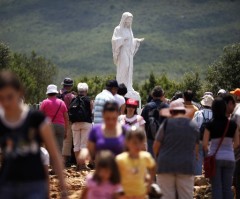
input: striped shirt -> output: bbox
[93,90,115,124]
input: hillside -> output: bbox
[0,0,240,81]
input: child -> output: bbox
[80,150,123,199]
[116,126,156,199]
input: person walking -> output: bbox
[193,94,213,175]
[59,77,75,167]
[69,83,93,170]
[0,71,68,199]
[40,84,69,153]
[153,100,199,199]
[93,80,118,124]
[183,90,199,119]
[203,97,239,199]
[141,86,169,156]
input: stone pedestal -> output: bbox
[125,90,142,114]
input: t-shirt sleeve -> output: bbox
[88,126,97,143]
[61,102,68,113]
[144,152,156,168]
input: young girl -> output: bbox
[0,71,68,199]
[80,150,123,199]
[116,127,156,199]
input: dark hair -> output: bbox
[125,127,145,142]
[93,150,120,184]
[171,91,183,102]
[212,97,227,119]
[152,86,164,98]
[183,90,194,102]
[0,71,23,91]
[117,84,128,96]
[103,101,119,113]
[48,93,58,97]
[125,105,137,115]
[222,94,236,105]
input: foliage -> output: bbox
[0,42,58,103]
[0,42,10,69]
[206,43,240,94]
[0,0,240,80]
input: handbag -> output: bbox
[204,119,230,178]
[52,102,62,123]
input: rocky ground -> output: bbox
[49,166,212,199]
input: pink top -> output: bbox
[86,174,122,199]
[40,97,67,126]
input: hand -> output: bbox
[137,38,144,42]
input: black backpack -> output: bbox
[199,112,210,140]
[68,96,88,123]
[147,103,165,139]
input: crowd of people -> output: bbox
[0,70,240,199]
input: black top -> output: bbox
[0,110,46,184]
[206,117,237,139]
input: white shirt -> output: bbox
[114,94,125,108]
[192,108,213,129]
[118,114,145,128]
[40,147,50,166]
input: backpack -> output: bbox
[199,111,210,140]
[147,103,165,139]
[68,96,88,123]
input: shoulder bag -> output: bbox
[52,102,62,123]
[204,119,230,178]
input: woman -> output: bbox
[118,98,145,128]
[203,97,239,199]
[153,100,199,199]
[0,71,67,199]
[88,101,126,159]
[40,84,69,152]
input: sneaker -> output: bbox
[87,162,95,170]
[76,164,91,171]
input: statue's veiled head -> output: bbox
[120,12,133,29]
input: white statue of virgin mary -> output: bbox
[112,12,144,92]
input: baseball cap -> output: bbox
[230,88,240,97]
[62,78,73,86]
[217,89,226,96]
[126,98,138,107]
[106,80,119,88]
[46,84,58,94]
[201,95,214,107]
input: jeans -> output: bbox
[234,159,240,199]
[194,143,204,175]
[156,174,194,199]
[0,181,48,199]
[211,160,235,199]
[147,139,154,157]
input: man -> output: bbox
[193,94,214,175]
[141,86,169,156]
[230,88,240,198]
[115,83,127,114]
[59,77,75,167]
[93,80,118,124]
[183,90,199,119]
[70,83,93,170]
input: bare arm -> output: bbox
[153,141,161,158]
[80,187,88,199]
[203,129,210,154]
[233,128,240,149]
[40,123,68,198]
[87,141,96,160]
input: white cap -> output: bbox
[201,95,214,107]
[77,83,88,92]
[46,84,58,94]
[217,89,226,95]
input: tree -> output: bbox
[0,42,10,69]
[206,43,240,94]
